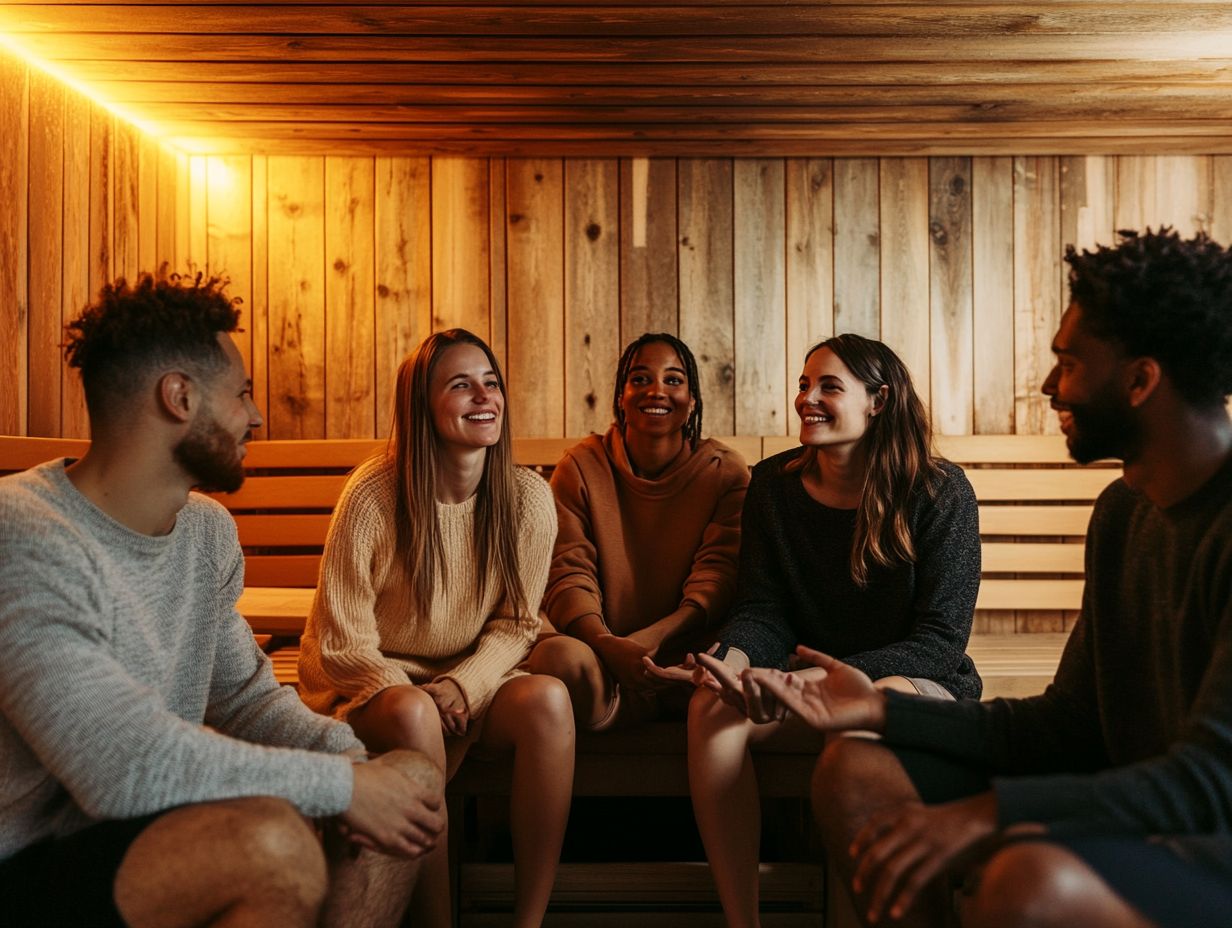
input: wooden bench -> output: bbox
[1,432,1102,925]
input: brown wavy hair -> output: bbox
[786,334,943,586]
[387,329,528,623]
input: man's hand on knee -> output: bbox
[340,751,445,859]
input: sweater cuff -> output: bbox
[882,689,987,749]
[548,587,603,633]
[291,752,355,818]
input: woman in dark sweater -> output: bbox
[668,334,981,928]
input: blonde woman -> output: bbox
[298,329,571,928]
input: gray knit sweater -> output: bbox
[0,460,361,860]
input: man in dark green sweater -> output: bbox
[736,228,1232,928]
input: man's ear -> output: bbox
[1126,357,1163,408]
[158,371,195,423]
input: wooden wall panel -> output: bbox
[1013,156,1062,435]
[0,57,28,436]
[620,158,677,342]
[679,159,735,436]
[61,92,91,439]
[971,157,1015,435]
[250,155,270,427]
[785,158,834,386]
[266,156,326,439]
[27,72,62,437]
[374,156,431,437]
[563,159,619,437]
[733,159,787,435]
[506,159,565,437]
[929,157,973,436]
[432,158,489,338]
[324,157,376,439]
[113,124,140,281]
[832,158,880,340]
[206,156,253,375]
[879,158,930,401]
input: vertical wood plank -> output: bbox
[0,59,28,435]
[928,157,973,436]
[206,156,253,376]
[564,158,620,437]
[506,159,565,437]
[1013,156,1062,435]
[113,123,140,281]
[431,157,489,337]
[1060,156,1114,257]
[27,71,63,437]
[266,156,326,439]
[971,157,1015,435]
[832,158,880,339]
[137,136,158,274]
[879,159,931,404]
[489,159,509,380]
[174,152,190,273]
[1153,156,1213,236]
[679,158,735,437]
[1211,156,1232,249]
[786,158,834,392]
[250,155,270,430]
[620,158,677,342]
[374,156,431,437]
[61,94,91,439]
[188,156,207,272]
[733,159,787,435]
[88,107,114,314]
[324,157,376,439]
[155,144,178,271]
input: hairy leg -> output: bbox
[114,796,326,928]
[688,687,789,928]
[320,748,443,928]
[526,634,614,730]
[812,736,943,928]
[479,674,575,928]
[962,841,1155,928]
[348,686,450,928]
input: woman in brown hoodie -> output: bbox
[528,333,750,730]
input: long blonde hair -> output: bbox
[786,334,943,586]
[388,329,529,622]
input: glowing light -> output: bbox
[0,32,182,154]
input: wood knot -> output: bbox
[585,222,601,241]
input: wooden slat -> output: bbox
[212,474,347,510]
[206,155,254,380]
[978,505,1093,537]
[432,157,490,337]
[981,542,1084,574]
[0,436,89,470]
[236,586,314,634]
[785,158,834,391]
[233,513,332,546]
[832,158,879,339]
[26,70,62,438]
[1013,156,1063,435]
[60,93,91,440]
[879,158,931,397]
[620,157,677,341]
[971,156,1016,434]
[928,156,974,436]
[964,467,1115,501]
[976,579,1083,611]
[244,557,322,590]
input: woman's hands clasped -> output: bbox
[421,678,470,736]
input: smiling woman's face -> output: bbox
[429,343,504,455]
[619,340,695,440]
[795,346,881,450]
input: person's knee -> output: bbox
[528,635,595,685]
[380,685,441,744]
[377,747,445,795]
[687,685,736,732]
[964,841,1088,928]
[510,675,576,745]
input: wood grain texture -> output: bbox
[0,59,28,435]
[137,136,158,272]
[324,157,376,438]
[206,156,254,376]
[620,158,677,342]
[266,156,327,438]
[879,158,931,400]
[785,159,834,407]
[113,124,140,281]
[971,156,1015,434]
[928,157,973,436]
[431,157,489,337]
[832,158,880,339]
[1013,156,1061,434]
[374,156,431,436]
[26,70,62,437]
[506,159,565,437]
[678,159,735,436]
[733,159,787,435]
[564,159,619,437]
[250,155,270,429]
[60,93,91,439]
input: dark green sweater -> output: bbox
[885,450,1232,876]
[718,449,982,699]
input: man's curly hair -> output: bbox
[1066,228,1232,409]
[64,271,241,422]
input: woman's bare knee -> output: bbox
[492,674,575,747]
[350,684,440,753]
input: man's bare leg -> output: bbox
[321,748,443,928]
[114,796,327,928]
[961,842,1155,928]
[813,736,948,928]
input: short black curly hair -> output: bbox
[1066,228,1232,409]
[64,271,242,422]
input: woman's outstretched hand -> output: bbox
[744,645,887,733]
[642,644,723,690]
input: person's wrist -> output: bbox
[868,688,889,732]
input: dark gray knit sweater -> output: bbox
[717,449,982,699]
[884,450,1232,877]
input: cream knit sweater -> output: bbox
[298,457,556,720]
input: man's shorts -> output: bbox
[0,813,164,927]
[889,744,1232,928]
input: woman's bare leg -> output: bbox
[479,674,575,928]
[526,634,614,730]
[348,685,451,928]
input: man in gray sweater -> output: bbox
[733,229,1232,928]
[0,273,444,927]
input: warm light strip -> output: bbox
[0,32,184,154]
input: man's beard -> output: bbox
[1065,385,1141,465]
[174,410,247,493]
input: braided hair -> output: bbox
[611,332,704,449]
